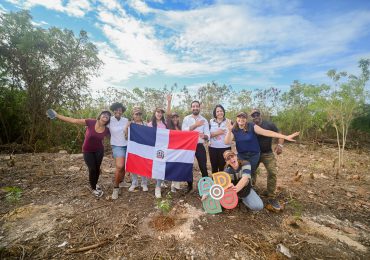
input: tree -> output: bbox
[325,59,369,176]
[0,10,102,145]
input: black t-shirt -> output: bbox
[256,120,279,153]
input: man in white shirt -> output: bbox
[182,101,210,192]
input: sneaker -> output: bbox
[119,181,131,188]
[155,187,162,198]
[171,185,177,193]
[161,182,168,188]
[141,184,148,192]
[266,199,281,212]
[96,184,102,191]
[92,189,103,198]
[112,188,119,200]
[128,184,137,192]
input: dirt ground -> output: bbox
[0,143,369,259]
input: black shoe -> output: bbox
[186,181,193,193]
[266,199,281,212]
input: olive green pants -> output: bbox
[256,152,277,198]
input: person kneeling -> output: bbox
[222,150,263,211]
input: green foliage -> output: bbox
[0,10,102,146]
[156,192,172,215]
[2,186,22,203]
[276,81,329,139]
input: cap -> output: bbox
[250,108,260,116]
[171,112,179,117]
[155,107,165,113]
[236,111,248,118]
[223,150,236,160]
[132,106,142,114]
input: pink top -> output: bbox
[147,121,167,129]
[82,119,110,152]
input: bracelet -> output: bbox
[277,144,284,148]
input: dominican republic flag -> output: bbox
[126,124,199,182]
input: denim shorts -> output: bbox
[111,145,127,158]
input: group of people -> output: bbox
[49,94,298,212]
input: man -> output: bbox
[251,108,284,211]
[182,101,210,192]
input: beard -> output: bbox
[192,110,200,116]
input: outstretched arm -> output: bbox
[56,112,86,125]
[254,125,299,141]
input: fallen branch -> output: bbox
[66,239,111,253]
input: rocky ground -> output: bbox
[0,143,369,259]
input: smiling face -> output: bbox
[191,102,200,116]
[133,112,142,123]
[236,115,247,128]
[171,115,179,125]
[155,110,163,121]
[251,112,261,125]
[113,107,123,119]
[99,112,111,125]
[215,107,224,120]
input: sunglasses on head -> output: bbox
[226,154,236,161]
[134,112,142,116]
[251,112,260,118]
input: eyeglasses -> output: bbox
[251,112,260,118]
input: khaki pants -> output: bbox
[256,152,277,198]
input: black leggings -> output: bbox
[208,147,230,173]
[83,150,104,190]
[187,143,208,189]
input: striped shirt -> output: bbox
[224,160,252,197]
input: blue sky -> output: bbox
[1,0,370,93]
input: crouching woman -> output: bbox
[223,150,263,211]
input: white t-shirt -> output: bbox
[108,116,129,146]
[209,118,231,148]
[182,114,210,144]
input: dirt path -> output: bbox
[0,144,369,259]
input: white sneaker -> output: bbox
[161,182,168,188]
[155,187,162,198]
[119,181,130,188]
[112,188,119,200]
[171,181,181,192]
[142,184,148,192]
[92,189,103,198]
[129,184,137,192]
[96,184,102,191]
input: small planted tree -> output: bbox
[326,59,369,176]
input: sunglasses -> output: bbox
[226,154,236,161]
[251,112,260,118]
[101,112,111,117]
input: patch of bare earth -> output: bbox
[0,144,369,259]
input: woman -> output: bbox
[148,106,167,198]
[203,150,264,211]
[48,109,111,198]
[166,94,182,193]
[109,102,130,200]
[126,106,149,192]
[209,105,231,173]
[225,112,299,184]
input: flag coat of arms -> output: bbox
[126,124,199,182]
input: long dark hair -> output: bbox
[168,115,181,130]
[151,109,167,128]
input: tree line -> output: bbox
[1,10,369,168]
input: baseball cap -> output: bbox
[132,106,142,114]
[250,108,261,116]
[236,111,248,118]
[155,107,165,113]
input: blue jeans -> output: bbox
[237,152,260,185]
[131,174,148,186]
[241,189,263,211]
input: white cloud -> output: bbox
[128,0,151,14]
